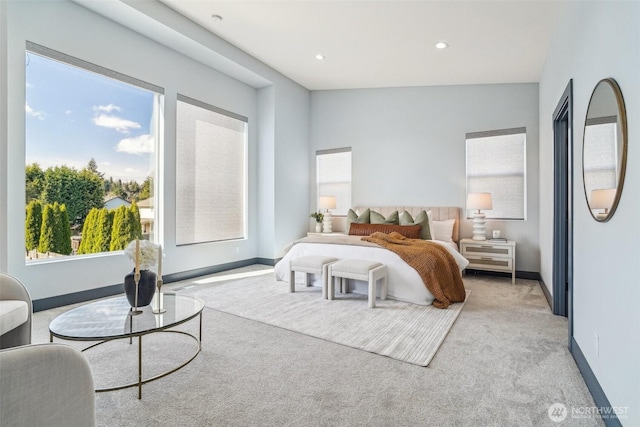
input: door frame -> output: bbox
[552,80,573,348]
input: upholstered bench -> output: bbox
[328,260,388,308]
[289,256,338,297]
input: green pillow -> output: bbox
[399,210,432,240]
[370,210,399,225]
[346,208,370,233]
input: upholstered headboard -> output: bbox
[351,206,461,243]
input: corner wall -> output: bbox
[539,2,640,423]
[310,83,540,272]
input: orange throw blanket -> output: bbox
[362,232,466,309]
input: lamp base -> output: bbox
[322,211,333,233]
[472,212,487,241]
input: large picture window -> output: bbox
[466,128,526,220]
[175,95,248,245]
[25,42,162,262]
[316,148,352,216]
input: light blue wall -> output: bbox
[0,0,310,299]
[310,84,540,272]
[539,1,640,423]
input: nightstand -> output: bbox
[460,238,516,284]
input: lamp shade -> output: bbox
[318,196,337,210]
[467,192,493,211]
[590,188,615,209]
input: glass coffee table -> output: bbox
[49,293,204,399]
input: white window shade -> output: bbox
[316,148,351,216]
[466,128,526,220]
[176,95,247,245]
[583,121,617,197]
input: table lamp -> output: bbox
[318,196,337,233]
[590,188,615,220]
[467,192,493,241]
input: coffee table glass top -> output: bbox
[49,294,204,341]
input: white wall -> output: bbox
[1,0,310,300]
[539,1,640,423]
[310,84,540,272]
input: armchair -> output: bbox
[0,272,32,349]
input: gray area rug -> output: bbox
[178,272,468,366]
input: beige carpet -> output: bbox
[178,270,469,366]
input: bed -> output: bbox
[274,206,469,306]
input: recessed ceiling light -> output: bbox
[211,14,223,22]
[315,54,325,60]
[435,42,449,49]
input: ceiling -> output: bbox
[159,0,565,91]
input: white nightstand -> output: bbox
[460,238,516,284]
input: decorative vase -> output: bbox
[315,223,322,233]
[124,269,157,308]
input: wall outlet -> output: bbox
[594,332,599,357]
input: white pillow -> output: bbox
[432,219,455,242]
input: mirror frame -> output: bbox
[582,78,627,222]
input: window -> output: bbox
[25,42,162,261]
[316,148,352,216]
[175,95,247,245]
[583,116,618,197]
[466,128,526,220]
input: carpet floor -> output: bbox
[178,271,468,366]
[31,266,603,427]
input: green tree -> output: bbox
[139,176,153,200]
[41,165,104,228]
[38,204,56,254]
[93,208,114,253]
[129,201,142,240]
[26,163,45,202]
[58,204,72,255]
[25,200,43,251]
[110,205,130,251]
[78,208,98,255]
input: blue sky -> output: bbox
[26,52,156,183]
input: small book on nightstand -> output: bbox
[489,237,508,243]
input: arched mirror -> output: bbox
[583,78,627,222]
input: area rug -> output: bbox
[177,271,469,366]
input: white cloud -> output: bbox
[65,110,72,115]
[116,134,154,155]
[93,114,141,134]
[92,104,122,113]
[26,103,46,120]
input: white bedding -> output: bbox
[274,236,469,306]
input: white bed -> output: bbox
[274,206,469,306]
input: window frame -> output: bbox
[316,147,352,217]
[465,127,527,221]
[175,94,248,246]
[24,42,163,263]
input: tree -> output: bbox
[40,165,104,228]
[110,205,129,251]
[38,204,56,254]
[129,201,142,240]
[139,176,153,200]
[25,200,42,251]
[26,163,45,202]
[58,204,72,255]
[93,208,114,253]
[78,208,98,255]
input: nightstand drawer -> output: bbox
[462,243,513,258]
[465,255,513,272]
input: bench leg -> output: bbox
[368,275,375,308]
[328,267,335,300]
[289,269,295,293]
